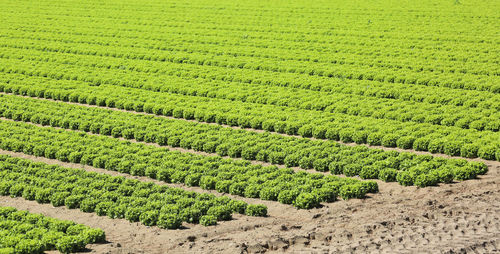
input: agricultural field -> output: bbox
[0,0,499,253]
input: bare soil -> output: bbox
[1,150,499,253]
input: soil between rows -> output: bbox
[0,150,498,253]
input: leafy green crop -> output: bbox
[0,0,497,225]
[0,206,105,253]
[0,95,490,187]
[0,119,379,205]
[0,154,266,229]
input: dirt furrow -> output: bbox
[1,149,499,253]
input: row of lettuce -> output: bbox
[4,31,499,113]
[0,155,267,231]
[0,93,490,187]
[0,119,377,208]
[0,1,496,253]
[4,12,497,78]
[3,0,496,53]
[0,76,498,161]
[0,205,105,254]
[0,16,498,95]
[0,47,499,134]
[4,29,496,80]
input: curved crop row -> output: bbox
[0,205,105,254]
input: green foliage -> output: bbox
[207,206,232,221]
[428,139,445,154]
[228,200,247,214]
[245,204,268,217]
[293,193,320,209]
[444,142,462,156]
[343,163,362,177]
[0,206,104,253]
[467,162,488,175]
[199,176,217,190]
[460,144,479,158]
[396,136,415,149]
[139,211,159,226]
[14,239,44,254]
[396,171,415,186]
[79,198,99,213]
[244,184,262,198]
[378,168,398,182]
[478,146,497,160]
[339,184,367,200]
[361,181,379,193]
[313,159,329,172]
[453,167,477,180]
[312,188,337,202]
[200,215,217,226]
[157,213,182,229]
[381,134,398,147]
[228,182,247,196]
[367,133,383,146]
[215,180,232,193]
[95,202,113,216]
[259,187,280,201]
[0,154,271,234]
[359,166,379,179]
[125,207,143,222]
[0,93,492,197]
[413,138,430,151]
[277,189,300,205]
[64,195,84,209]
[414,174,439,188]
[56,236,86,254]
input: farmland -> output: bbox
[0,0,499,253]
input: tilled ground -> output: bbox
[0,150,498,253]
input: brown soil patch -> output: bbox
[1,150,499,253]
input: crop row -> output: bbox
[1,45,498,130]
[0,205,105,254]
[0,32,497,95]
[2,4,495,61]
[3,2,496,48]
[0,93,490,186]
[4,21,499,107]
[0,155,267,230]
[1,41,499,123]
[4,28,496,76]
[1,1,498,86]
[0,119,377,207]
[1,74,499,161]
[4,21,491,72]
[3,32,499,113]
